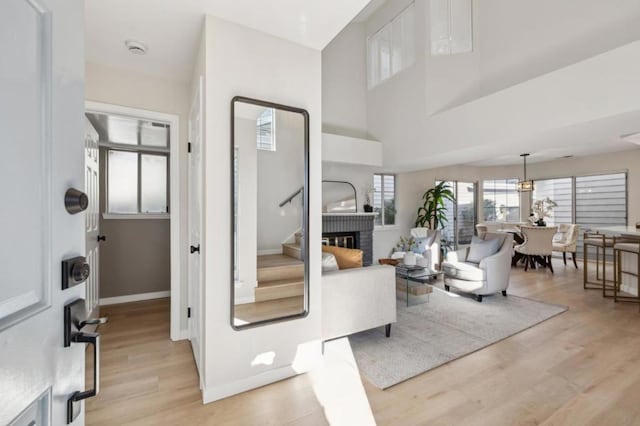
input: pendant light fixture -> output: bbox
[517,153,534,192]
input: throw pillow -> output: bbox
[466,236,502,264]
[321,252,339,273]
[322,245,363,269]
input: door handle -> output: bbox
[67,331,100,424]
[64,299,107,424]
[97,235,107,242]
[190,244,200,254]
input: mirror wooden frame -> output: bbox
[230,96,310,330]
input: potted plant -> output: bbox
[363,187,374,212]
[531,197,557,226]
[415,181,455,229]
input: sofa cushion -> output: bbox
[321,252,339,273]
[466,236,502,263]
[322,245,363,269]
[442,261,485,282]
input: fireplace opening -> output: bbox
[322,232,358,249]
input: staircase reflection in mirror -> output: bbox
[231,97,309,329]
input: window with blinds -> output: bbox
[256,108,275,151]
[367,3,415,89]
[532,178,573,225]
[373,174,396,226]
[529,173,626,260]
[482,179,520,222]
[575,173,627,228]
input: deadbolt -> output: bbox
[64,188,89,214]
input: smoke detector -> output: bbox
[125,40,147,55]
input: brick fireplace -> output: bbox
[322,213,377,266]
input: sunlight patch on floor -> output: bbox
[307,338,376,426]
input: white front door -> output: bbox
[0,0,87,424]
[187,77,203,384]
[85,118,100,319]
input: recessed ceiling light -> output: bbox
[124,40,147,55]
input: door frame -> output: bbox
[85,101,185,341]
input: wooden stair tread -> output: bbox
[257,254,302,269]
[258,278,304,288]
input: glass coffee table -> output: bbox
[395,264,443,307]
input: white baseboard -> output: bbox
[100,290,170,306]
[202,365,297,404]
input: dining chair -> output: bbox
[552,224,580,268]
[515,226,558,273]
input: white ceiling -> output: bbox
[85,0,371,83]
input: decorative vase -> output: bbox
[363,204,373,213]
[404,252,416,266]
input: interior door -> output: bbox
[85,118,100,319]
[187,76,203,384]
[0,0,87,425]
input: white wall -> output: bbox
[322,22,368,138]
[200,15,322,402]
[235,117,258,303]
[85,62,191,333]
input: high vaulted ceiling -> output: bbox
[85,0,371,83]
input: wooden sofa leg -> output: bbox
[385,324,391,338]
[563,252,567,265]
[444,284,450,292]
[476,295,483,303]
[573,252,578,269]
[502,290,507,297]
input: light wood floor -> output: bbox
[87,264,640,425]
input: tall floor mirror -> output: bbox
[231,97,309,329]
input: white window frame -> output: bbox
[430,0,473,56]
[373,173,397,228]
[367,3,415,89]
[103,146,170,218]
[256,108,276,151]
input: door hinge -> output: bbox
[188,142,192,153]
[187,307,191,318]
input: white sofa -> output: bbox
[322,265,396,340]
[442,232,513,302]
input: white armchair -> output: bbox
[442,232,513,302]
[409,228,441,270]
[552,224,580,268]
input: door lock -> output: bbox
[64,188,89,214]
[97,235,107,242]
[61,256,90,290]
[190,245,200,254]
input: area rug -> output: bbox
[348,287,568,389]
